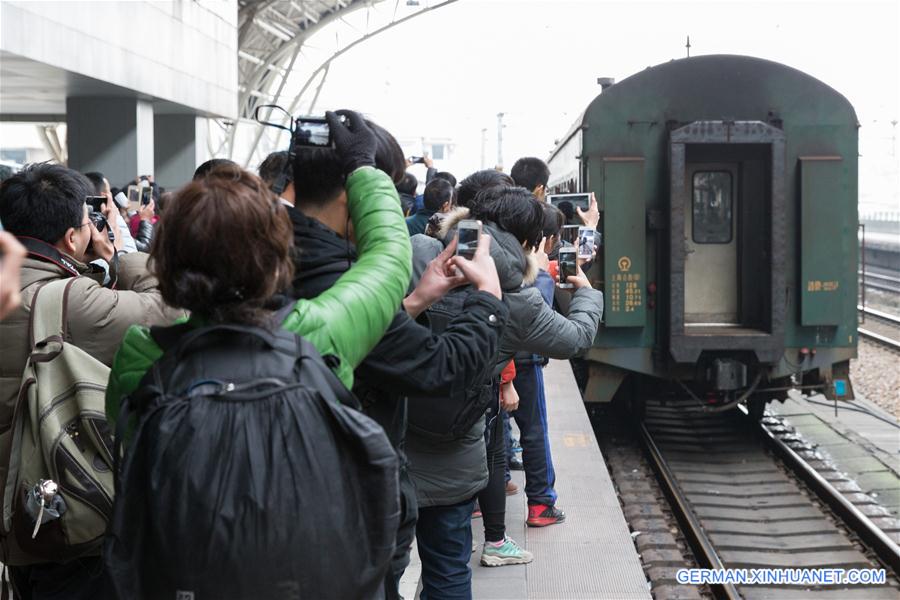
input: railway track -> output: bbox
[860,271,900,295]
[636,399,900,599]
[857,305,900,352]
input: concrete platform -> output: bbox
[469,360,649,599]
[769,391,900,517]
[400,360,650,599]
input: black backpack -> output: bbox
[104,322,400,600]
[406,289,498,441]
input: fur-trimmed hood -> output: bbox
[437,207,539,291]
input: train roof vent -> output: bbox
[597,77,615,91]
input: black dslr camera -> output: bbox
[254,105,345,195]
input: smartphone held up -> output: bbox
[456,220,482,260]
[558,247,577,289]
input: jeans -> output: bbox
[416,499,476,600]
[511,362,558,506]
[503,410,513,482]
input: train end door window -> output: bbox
[692,171,733,244]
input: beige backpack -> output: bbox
[1,278,115,561]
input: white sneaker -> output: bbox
[480,536,534,566]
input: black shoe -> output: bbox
[509,456,524,470]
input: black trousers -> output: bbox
[477,395,507,543]
[8,557,105,600]
[384,464,419,599]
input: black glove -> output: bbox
[326,109,376,175]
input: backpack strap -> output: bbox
[28,278,77,351]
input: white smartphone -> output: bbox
[547,193,591,212]
[558,247,577,289]
[456,219,482,260]
[560,224,580,247]
[577,227,595,260]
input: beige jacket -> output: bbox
[0,250,184,564]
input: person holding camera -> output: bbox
[426,183,603,570]
[285,116,509,599]
[0,163,184,598]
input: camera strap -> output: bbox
[16,237,80,278]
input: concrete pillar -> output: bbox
[154,115,209,190]
[66,97,154,187]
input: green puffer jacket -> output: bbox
[105,167,412,424]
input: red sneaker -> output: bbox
[526,504,566,527]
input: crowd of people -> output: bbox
[0,110,603,600]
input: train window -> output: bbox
[692,171,733,243]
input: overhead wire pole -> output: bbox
[496,112,504,170]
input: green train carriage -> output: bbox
[547,54,858,415]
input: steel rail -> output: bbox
[860,271,900,284]
[858,305,900,325]
[637,421,741,600]
[748,407,900,576]
[863,281,900,294]
[859,328,900,351]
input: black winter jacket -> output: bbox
[133,220,154,253]
[286,207,509,451]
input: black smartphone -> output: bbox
[86,196,106,213]
[140,186,153,206]
[558,247,577,289]
[294,117,331,147]
[409,156,425,164]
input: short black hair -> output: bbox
[0,163,89,244]
[433,171,457,187]
[557,201,575,222]
[258,151,291,190]
[292,117,405,207]
[83,171,106,196]
[457,169,514,209]
[510,157,550,192]
[423,178,453,212]
[470,186,545,250]
[292,147,346,206]
[396,172,418,196]
[193,158,238,181]
[542,203,565,238]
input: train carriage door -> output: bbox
[684,164,739,325]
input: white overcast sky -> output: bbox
[293,0,899,209]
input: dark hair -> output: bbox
[510,157,550,192]
[369,120,406,183]
[557,201,575,222]
[0,163,89,244]
[193,158,238,181]
[396,172,418,196]
[150,164,293,325]
[258,151,291,190]
[542,203,565,238]
[433,171,457,187]
[470,186,545,250]
[292,117,405,206]
[292,147,346,206]
[83,171,106,196]
[457,169,514,209]
[423,178,453,212]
